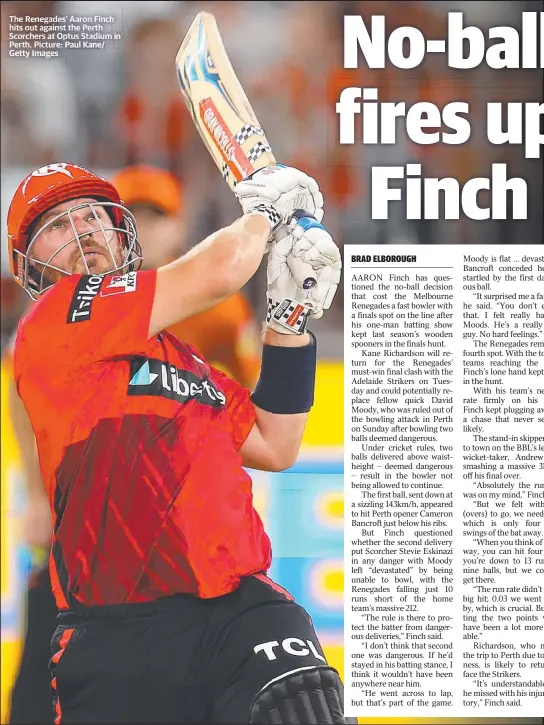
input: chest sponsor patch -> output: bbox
[101,271,137,297]
[128,357,226,408]
[67,275,104,323]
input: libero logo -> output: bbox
[67,275,103,323]
[128,357,226,408]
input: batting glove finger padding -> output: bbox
[266,233,312,335]
[236,165,324,231]
[283,216,342,318]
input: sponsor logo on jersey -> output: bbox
[253,638,326,662]
[67,275,103,323]
[128,357,226,408]
[100,271,137,297]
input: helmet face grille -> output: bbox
[22,201,143,300]
[7,164,127,288]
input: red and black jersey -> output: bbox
[13,270,271,609]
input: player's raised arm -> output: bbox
[148,165,323,338]
[238,211,342,472]
[149,214,268,338]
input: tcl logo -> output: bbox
[254,638,326,662]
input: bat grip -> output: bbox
[275,209,317,241]
[291,209,316,224]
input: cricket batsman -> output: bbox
[7,163,262,725]
[7,161,349,724]
[109,164,262,388]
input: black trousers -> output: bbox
[50,574,329,724]
[9,566,58,724]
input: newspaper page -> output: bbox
[1,2,542,725]
[344,245,544,718]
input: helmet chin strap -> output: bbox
[26,260,65,298]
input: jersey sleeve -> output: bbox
[15,270,157,379]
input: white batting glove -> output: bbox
[235,164,324,237]
[266,233,313,335]
[286,215,342,320]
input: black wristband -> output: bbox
[251,333,317,414]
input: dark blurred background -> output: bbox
[1,0,542,352]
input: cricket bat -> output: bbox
[174,11,277,192]
[174,11,318,318]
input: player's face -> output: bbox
[30,198,124,279]
[130,204,185,271]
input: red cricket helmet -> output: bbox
[7,162,142,298]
